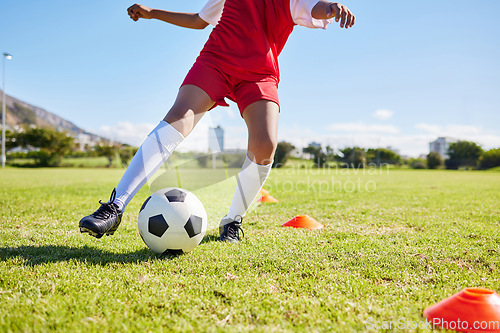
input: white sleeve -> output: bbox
[290,0,333,29]
[198,0,225,27]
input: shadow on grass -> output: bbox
[1,234,223,266]
[0,232,222,266]
[0,245,180,266]
[200,234,220,244]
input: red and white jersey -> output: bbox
[197,0,332,82]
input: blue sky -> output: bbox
[2,0,499,156]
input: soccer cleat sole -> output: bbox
[219,237,239,243]
[79,227,116,238]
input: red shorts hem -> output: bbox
[181,60,279,116]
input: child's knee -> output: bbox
[249,136,277,163]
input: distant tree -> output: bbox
[337,147,366,168]
[302,144,320,158]
[367,148,401,166]
[222,154,246,168]
[427,152,444,169]
[84,143,99,157]
[479,148,500,169]
[445,141,483,170]
[303,144,326,168]
[409,158,426,169]
[73,142,82,152]
[119,146,138,167]
[14,127,75,167]
[5,130,17,150]
[325,145,334,156]
[94,142,118,168]
[273,141,295,168]
[197,154,209,168]
[325,145,336,162]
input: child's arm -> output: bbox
[127,4,209,30]
[311,1,355,29]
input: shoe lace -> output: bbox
[92,188,118,219]
[227,216,245,240]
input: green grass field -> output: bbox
[1,166,499,332]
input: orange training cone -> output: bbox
[423,288,500,332]
[258,194,279,203]
[259,188,270,196]
[282,215,324,230]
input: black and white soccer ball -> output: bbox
[138,188,207,254]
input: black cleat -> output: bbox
[219,216,244,242]
[79,189,123,238]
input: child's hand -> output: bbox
[327,2,355,29]
[127,4,153,21]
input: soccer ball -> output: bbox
[138,188,207,254]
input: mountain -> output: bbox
[0,89,105,144]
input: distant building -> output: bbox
[73,132,104,150]
[290,148,305,158]
[8,146,40,154]
[75,133,93,149]
[208,126,224,152]
[429,137,457,159]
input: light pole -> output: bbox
[2,52,13,168]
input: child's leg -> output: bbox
[220,100,279,239]
[79,85,214,238]
[243,100,280,165]
[114,85,215,210]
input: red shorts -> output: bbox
[181,60,279,116]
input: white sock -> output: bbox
[114,121,184,210]
[223,155,272,225]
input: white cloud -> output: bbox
[415,123,442,134]
[94,121,211,152]
[208,105,238,123]
[327,122,400,134]
[96,121,155,146]
[445,124,482,135]
[225,107,237,119]
[221,125,247,150]
[415,123,483,136]
[373,109,394,120]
